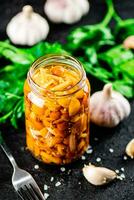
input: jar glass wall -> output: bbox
[24,55,90,165]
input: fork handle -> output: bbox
[0,132,18,170]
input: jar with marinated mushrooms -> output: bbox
[24,55,90,165]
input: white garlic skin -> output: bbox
[126,139,134,159]
[6,5,49,46]
[90,84,131,127]
[44,0,89,24]
[83,164,117,186]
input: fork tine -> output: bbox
[25,185,39,200]
[17,184,44,200]
[1,133,44,200]
[30,183,44,200]
[17,190,25,200]
[17,188,30,200]
[23,186,34,200]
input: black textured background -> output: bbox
[0,0,134,200]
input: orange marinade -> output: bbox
[24,59,90,165]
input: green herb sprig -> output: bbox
[0,0,134,128]
[0,42,67,128]
[65,0,134,98]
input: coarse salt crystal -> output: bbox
[117,174,125,180]
[115,169,120,174]
[86,149,93,154]
[94,137,99,141]
[60,167,66,172]
[87,145,92,149]
[55,182,61,187]
[117,176,123,181]
[50,177,54,182]
[123,155,128,160]
[20,147,25,151]
[96,157,101,162]
[81,155,86,160]
[68,170,71,175]
[34,165,39,169]
[120,173,125,179]
[121,167,125,172]
[44,193,49,199]
[44,184,48,191]
[109,148,114,153]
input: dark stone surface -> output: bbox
[0,0,134,200]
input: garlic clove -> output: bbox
[75,0,90,15]
[125,139,134,159]
[30,129,40,139]
[90,83,131,127]
[44,0,90,24]
[6,5,49,46]
[123,35,134,49]
[83,164,117,186]
[113,91,131,118]
[44,0,64,23]
[63,4,82,24]
[64,0,89,24]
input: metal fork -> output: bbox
[0,134,44,200]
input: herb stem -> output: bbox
[101,0,114,26]
[113,12,123,23]
[0,110,13,123]
[5,92,22,100]
[0,65,14,73]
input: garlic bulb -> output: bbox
[83,164,117,186]
[126,139,134,159]
[44,0,90,24]
[90,83,131,127]
[123,35,134,49]
[6,5,49,46]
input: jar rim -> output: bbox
[27,54,86,97]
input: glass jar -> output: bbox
[24,55,90,165]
